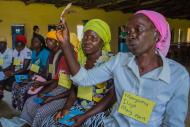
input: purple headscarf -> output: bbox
[135,10,171,56]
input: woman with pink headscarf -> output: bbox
[135,10,171,56]
[56,10,189,127]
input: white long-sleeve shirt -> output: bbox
[0,48,13,69]
[71,52,189,127]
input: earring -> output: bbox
[154,32,157,37]
[153,32,159,42]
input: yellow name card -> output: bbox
[93,96,102,102]
[13,58,21,66]
[0,58,4,65]
[30,64,40,73]
[96,82,106,89]
[48,64,53,74]
[77,86,93,101]
[58,73,71,89]
[96,89,104,94]
[118,92,155,124]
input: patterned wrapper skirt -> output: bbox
[21,86,67,127]
[12,82,33,111]
[41,102,111,127]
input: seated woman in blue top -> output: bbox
[55,10,189,127]
[31,34,50,76]
[12,34,50,111]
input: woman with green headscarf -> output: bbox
[41,19,116,127]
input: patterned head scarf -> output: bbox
[46,30,79,52]
[46,31,58,41]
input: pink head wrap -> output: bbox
[135,10,171,56]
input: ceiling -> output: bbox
[18,0,190,19]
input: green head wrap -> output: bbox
[78,19,111,65]
[83,19,111,52]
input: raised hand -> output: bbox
[56,3,71,45]
[56,22,70,45]
[55,2,80,76]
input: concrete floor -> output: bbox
[0,91,19,118]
